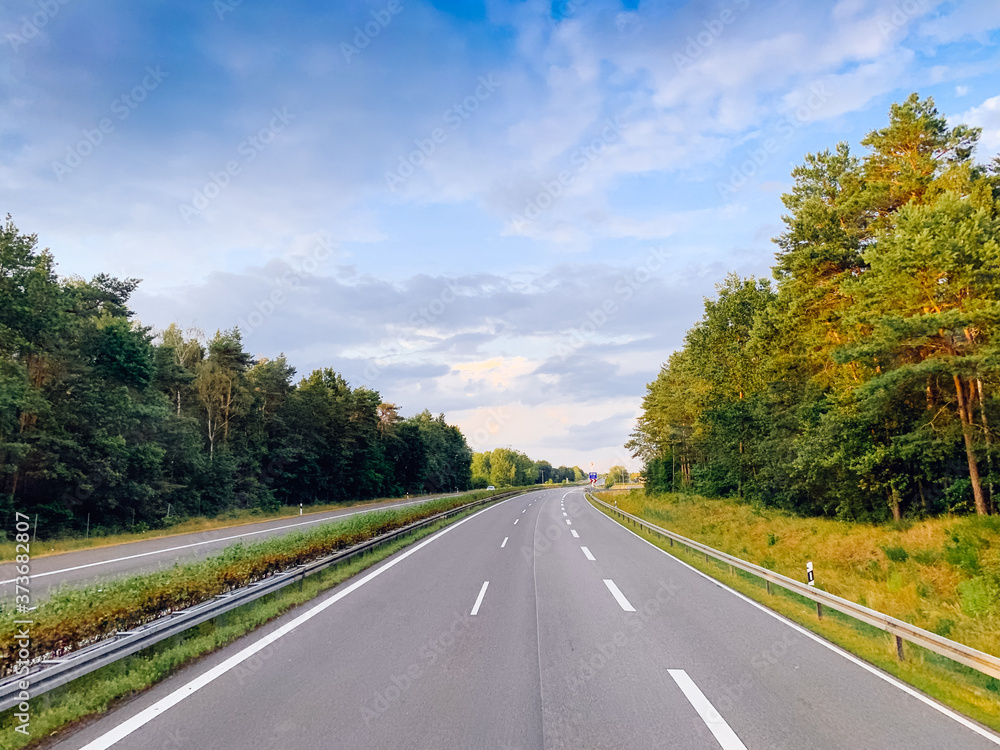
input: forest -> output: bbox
[0,226,496,538]
[470,447,583,488]
[629,94,1000,522]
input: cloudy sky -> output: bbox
[2,0,999,471]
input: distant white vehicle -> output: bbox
[486,485,495,490]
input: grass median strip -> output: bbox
[0,497,502,750]
[0,492,466,563]
[589,493,1000,735]
[0,490,516,673]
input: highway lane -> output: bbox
[46,487,1000,750]
[0,492,463,600]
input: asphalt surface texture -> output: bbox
[42,487,1000,750]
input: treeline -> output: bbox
[0,224,474,537]
[470,447,583,488]
[629,94,1000,522]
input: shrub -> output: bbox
[957,578,996,617]
[881,545,909,563]
[945,531,982,573]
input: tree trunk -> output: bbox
[954,374,988,515]
[976,377,995,514]
[889,488,901,521]
[918,478,930,514]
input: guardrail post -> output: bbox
[765,579,771,595]
[669,537,673,547]
[895,635,905,661]
[816,602,823,620]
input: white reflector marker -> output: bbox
[471,581,489,616]
[668,669,748,750]
[581,546,595,561]
[603,579,635,611]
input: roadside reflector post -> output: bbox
[299,503,303,516]
[807,562,821,618]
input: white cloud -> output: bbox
[918,0,1000,43]
[960,94,1000,157]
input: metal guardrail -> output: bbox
[0,488,537,712]
[588,493,1000,681]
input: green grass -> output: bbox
[0,498,501,750]
[590,493,1000,734]
[0,490,470,562]
[0,488,530,670]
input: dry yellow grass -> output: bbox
[596,490,1000,660]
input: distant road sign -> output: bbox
[589,472,598,485]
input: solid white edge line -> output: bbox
[77,497,514,750]
[581,546,596,561]
[587,500,1000,746]
[669,669,748,750]
[603,579,636,612]
[0,498,434,584]
[571,530,579,538]
[470,580,489,616]
[501,537,508,548]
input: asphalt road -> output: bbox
[45,487,1000,750]
[0,493,461,600]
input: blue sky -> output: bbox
[2,0,1000,471]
